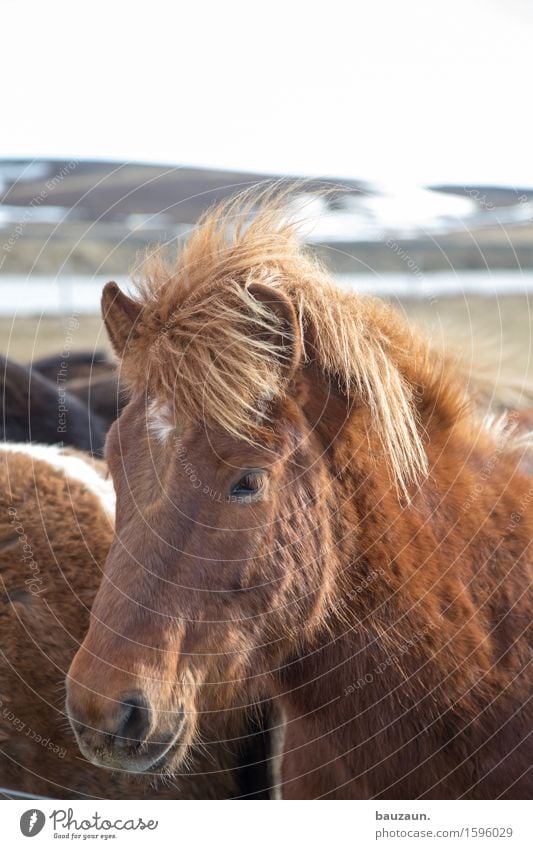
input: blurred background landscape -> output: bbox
[2,0,533,390]
[1,157,532,387]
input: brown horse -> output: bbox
[0,443,277,798]
[32,351,127,430]
[66,191,532,799]
[1,356,107,455]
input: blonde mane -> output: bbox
[120,188,446,493]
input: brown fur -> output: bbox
[0,356,107,455]
[0,445,270,798]
[32,350,127,432]
[67,372,127,430]
[68,190,532,798]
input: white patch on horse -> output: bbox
[0,442,116,517]
[147,399,176,443]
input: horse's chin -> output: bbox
[76,718,195,776]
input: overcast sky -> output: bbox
[2,0,533,187]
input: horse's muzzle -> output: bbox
[66,687,186,773]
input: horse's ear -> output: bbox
[101,282,142,358]
[246,282,303,382]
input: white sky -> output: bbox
[2,0,533,187]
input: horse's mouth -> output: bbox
[119,720,189,774]
[143,730,187,773]
[76,717,189,775]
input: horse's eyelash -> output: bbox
[243,474,261,487]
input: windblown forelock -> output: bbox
[120,277,292,442]
[116,188,435,492]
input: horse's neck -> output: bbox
[276,348,533,795]
[277,417,532,764]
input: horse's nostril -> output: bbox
[115,692,151,748]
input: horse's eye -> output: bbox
[230,470,266,501]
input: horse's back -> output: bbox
[1,356,107,455]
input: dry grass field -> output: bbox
[0,313,113,362]
[1,294,532,395]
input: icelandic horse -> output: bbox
[66,191,532,798]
